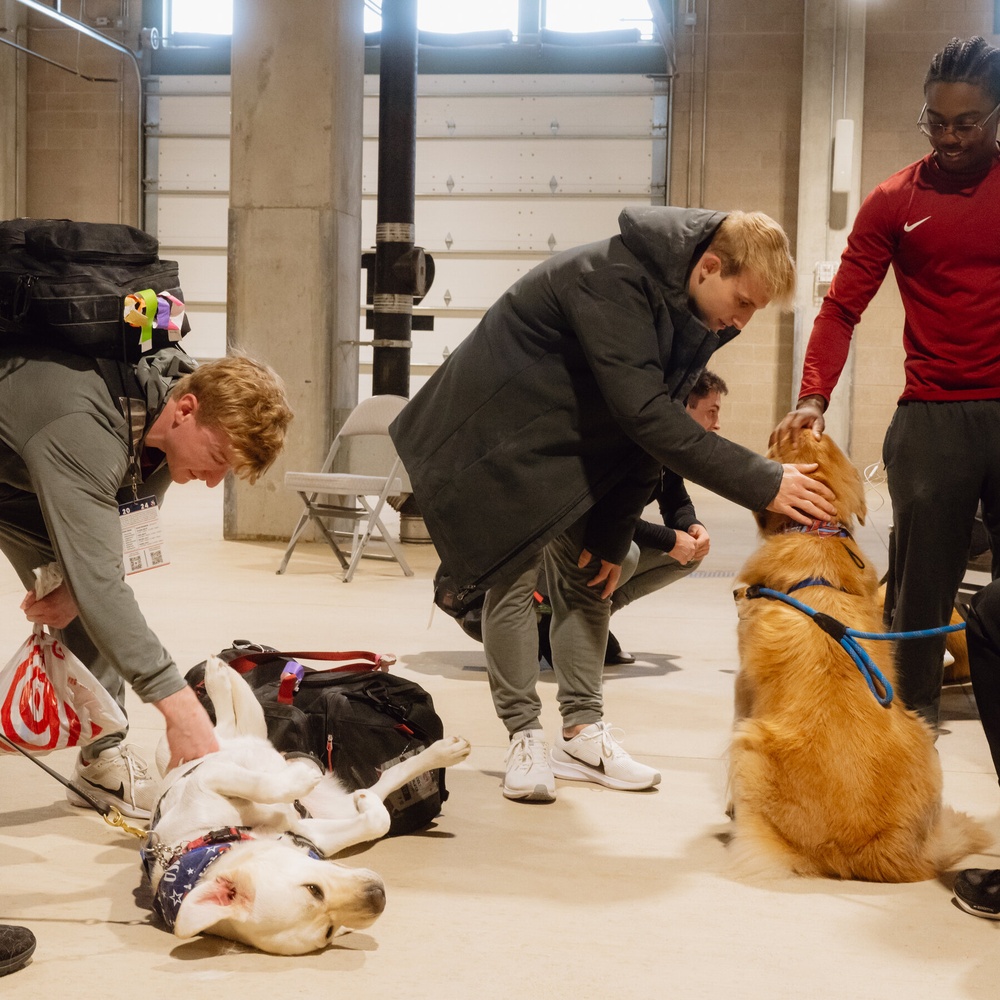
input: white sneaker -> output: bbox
[66,744,157,820]
[503,729,556,802]
[550,722,661,790]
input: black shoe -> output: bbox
[0,925,36,977]
[604,631,636,666]
[954,869,1000,919]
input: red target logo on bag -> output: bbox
[1,635,82,751]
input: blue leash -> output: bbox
[743,584,967,708]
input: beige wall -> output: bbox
[6,0,999,468]
[850,0,997,465]
[17,0,142,225]
[670,0,804,456]
[671,0,998,467]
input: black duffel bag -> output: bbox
[186,641,449,837]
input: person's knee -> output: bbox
[969,581,1000,651]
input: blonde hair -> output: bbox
[707,211,796,305]
[171,353,293,484]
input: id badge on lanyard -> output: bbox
[119,495,170,575]
[118,396,170,576]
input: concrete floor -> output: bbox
[2,476,999,999]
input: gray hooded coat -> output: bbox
[390,206,783,596]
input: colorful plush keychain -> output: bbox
[123,289,187,352]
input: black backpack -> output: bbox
[186,642,449,837]
[0,218,190,363]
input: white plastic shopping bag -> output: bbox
[0,626,128,754]
[0,563,127,754]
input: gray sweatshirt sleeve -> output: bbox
[21,410,185,704]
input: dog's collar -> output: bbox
[787,576,841,594]
[778,519,852,538]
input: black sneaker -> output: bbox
[604,631,636,666]
[0,924,36,976]
[954,869,1000,919]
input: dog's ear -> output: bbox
[819,435,867,526]
[174,874,254,938]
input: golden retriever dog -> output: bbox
[729,432,989,882]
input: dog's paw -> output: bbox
[352,789,380,814]
[352,790,392,839]
[284,758,324,798]
[426,735,472,768]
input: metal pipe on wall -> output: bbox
[698,0,710,207]
[372,0,419,398]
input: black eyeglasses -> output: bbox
[916,101,1000,139]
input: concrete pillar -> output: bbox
[226,0,365,540]
[792,0,866,452]
[0,1,27,218]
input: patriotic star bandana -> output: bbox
[149,836,250,932]
[143,829,322,931]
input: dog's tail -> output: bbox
[203,654,268,740]
[925,806,992,873]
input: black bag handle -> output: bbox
[226,648,396,675]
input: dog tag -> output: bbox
[119,496,170,575]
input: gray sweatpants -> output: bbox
[610,543,700,614]
[482,518,636,737]
[882,399,1000,726]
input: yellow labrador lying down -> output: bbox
[142,656,471,954]
[729,432,989,882]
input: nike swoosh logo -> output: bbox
[81,776,126,798]
[563,750,605,772]
[903,216,931,232]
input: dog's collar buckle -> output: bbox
[779,519,851,538]
[188,826,255,851]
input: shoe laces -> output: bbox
[116,745,152,783]
[506,732,546,770]
[579,722,628,760]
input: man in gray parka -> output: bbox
[391,206,836,803]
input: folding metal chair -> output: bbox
[277,394,414,582]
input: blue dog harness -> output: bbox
[741,582,967,708]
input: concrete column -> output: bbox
[0,1,27,218]
[226,0,365,540]
[792,0,866,452]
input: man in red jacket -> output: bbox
[774,35,1000,729]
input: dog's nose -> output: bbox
[365,881,386,914]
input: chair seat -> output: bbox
[284,472,403,495]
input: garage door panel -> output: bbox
[364,92,653,138]
[362,196,649,254]
[157,138,230,191]
[172,253,228,303]
[362,137,650,195]
[156,195,229,249]
[158,95,231,136]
